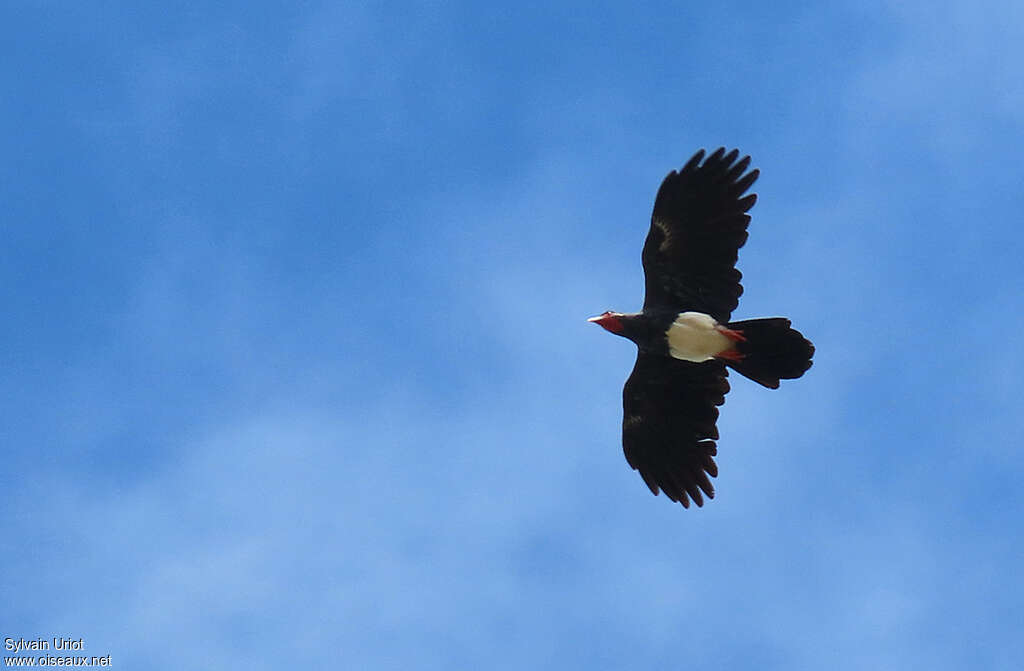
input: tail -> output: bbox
[721,318,814,389]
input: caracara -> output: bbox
[589,148,814,508]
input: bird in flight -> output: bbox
[589,148,814,508]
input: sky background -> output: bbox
[3,1,1023,668]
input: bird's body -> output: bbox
[666,311,739,362]
[590,148,814,508]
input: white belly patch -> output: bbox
[666,312,732,362]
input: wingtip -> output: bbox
[682,149,706,172]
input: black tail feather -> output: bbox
[723,318,814,389]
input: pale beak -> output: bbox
[587,315,603,323]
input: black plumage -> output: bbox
[592,148,814,508]
[643,147,756,322]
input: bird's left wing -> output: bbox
[642,148,759,323]
[622,353,729,508]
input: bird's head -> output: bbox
[587,310,626,335]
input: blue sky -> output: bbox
[3,1,1022,668]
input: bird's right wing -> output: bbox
[622,352,730,508]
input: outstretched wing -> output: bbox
[642,148,759,323]
[622,353,729,508]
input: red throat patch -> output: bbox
[588,311,624,334]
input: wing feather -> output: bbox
[622,353,729,508]
[642,147,759,322]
